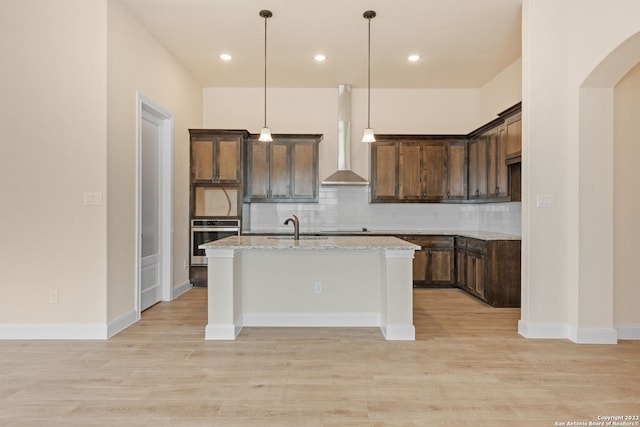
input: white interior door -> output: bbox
[140,109,163,311]
[136,93,174,316]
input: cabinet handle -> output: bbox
[446,191,450,198]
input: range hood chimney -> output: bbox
[322,84,369,185]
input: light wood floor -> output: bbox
[1,288,638,426]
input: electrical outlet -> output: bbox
[183,259,188,269]
[49,290,59,304]
[314,282,322,294]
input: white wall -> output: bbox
[0,1,108,328]
[614,63,640,327]
[0,0,202,338]
[107,0,202,323]
[520,0,640,343]
[204,87,482,183]
[480,58,523,124]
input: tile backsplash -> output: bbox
[245,186,521,235]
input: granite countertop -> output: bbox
[242,229,521,241]
[200,235,421,251]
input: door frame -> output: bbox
[136,92,174,317]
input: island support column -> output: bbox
[380,249,416,340]
[205,248,242,340]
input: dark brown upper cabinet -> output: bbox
[190,130,248,184]
[370,141,400,201]
[469,124,510,201]
[468,103,521,202]
[369,103,520,204]
[504,109,522,164]
[371,136,467,203]
[244,134,322,203]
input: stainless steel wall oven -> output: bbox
[191,219,240,266]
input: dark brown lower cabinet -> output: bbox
[401,234,520,306]
[401,235,455,287]
[455,237,521,307]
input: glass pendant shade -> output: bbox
[259,127,273,142]
[362,127,376,143]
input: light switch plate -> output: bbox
[83,192,103,205]
[536,194,555,208]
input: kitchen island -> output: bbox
[201,235,420,340]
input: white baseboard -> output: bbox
[616,323,640,340]
[0,323,108,340]
[380,324,416,341]
[242,312,380,327]
[172,280,192,299]
[107,309,138,338]
[519,320,620,344]
[569,326,618,344]
[205,323,242,340]
[518,320,569,339]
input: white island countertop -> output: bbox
[200,235,421,251]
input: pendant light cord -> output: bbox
[367,15,371,129]
[263,14,268,128]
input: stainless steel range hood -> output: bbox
[322,84,369,185]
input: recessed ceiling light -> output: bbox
[408,54,420,62]
[220,53,232,61]
[314,54,326,62]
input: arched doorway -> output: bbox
[570,31,640,342]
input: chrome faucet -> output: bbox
[284,215,300,240]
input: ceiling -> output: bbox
[118,0,523,89]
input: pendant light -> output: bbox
[362,10,376,143]
[259,9,273,142]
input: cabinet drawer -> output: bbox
[423,236,454,248]
[466,238,487,254]
[400,235,453,248]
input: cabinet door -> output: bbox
[473,255,486,297]
[466,254,477,294]
[216,137,241,183]
[399,143,422,200]
[412,249,427,284]
[291,141,316,200]
[456,250,467,288]
[247,140,270,201]
[468,139,479,198]
[505,113,522,158]
[427,248,454,284]
[469,136,489,199]
[447,141,467,200]
[487,130,498,198]
[466,254,486,298]
[269,142,290,199]
[496,125,508,198]
[422,142,446,200]
[371,142,398,201]
[476,136,488,198]
[192,139,215,182]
